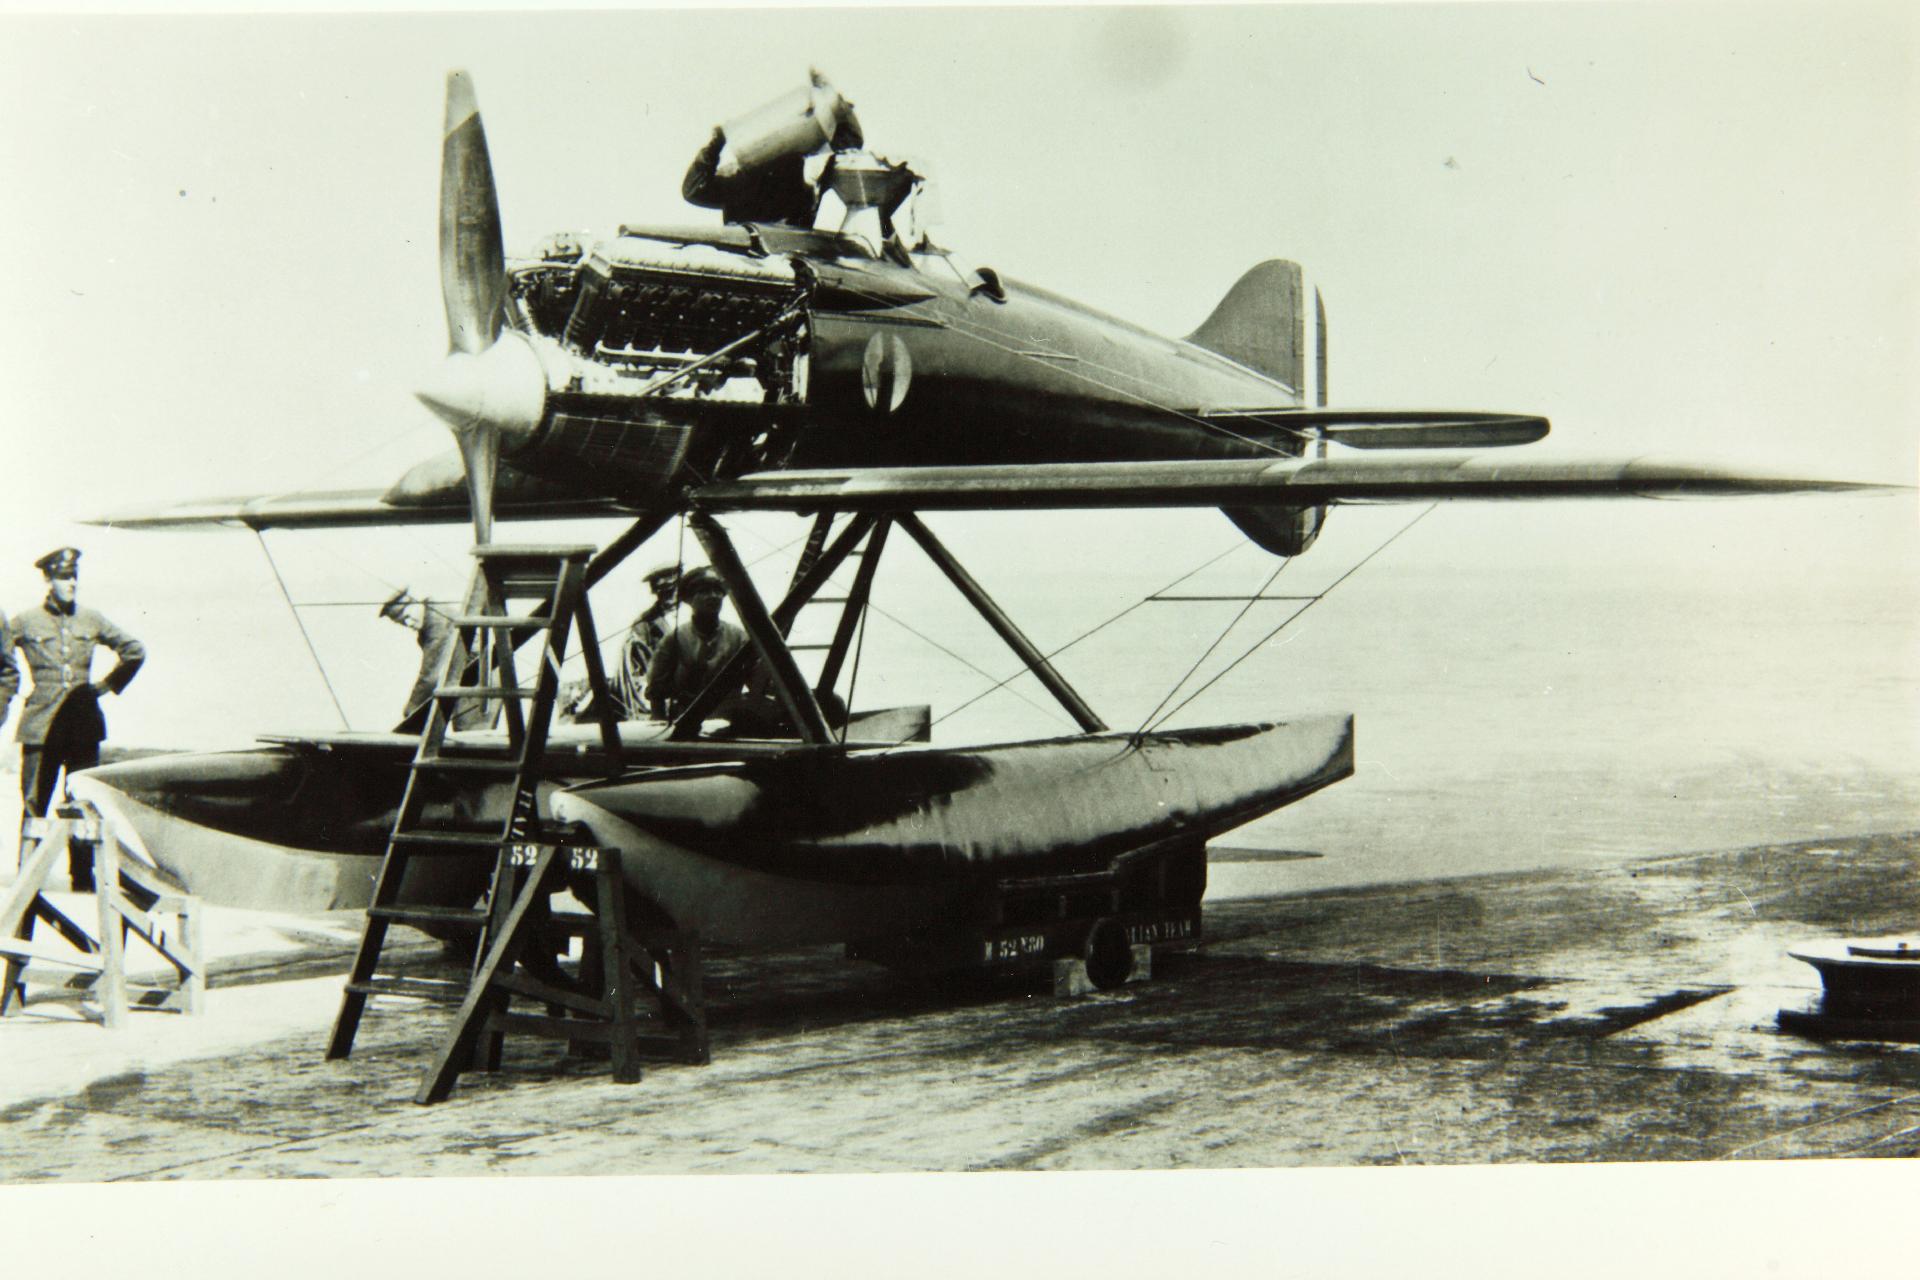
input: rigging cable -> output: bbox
[1139,504,1438,736]
[1133,554,1291,739]
[880,535,1252,749]
[721,516,1073,729]
[254,531,352,730]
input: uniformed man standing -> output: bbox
[644,566,748,722]
[5,548,145,888]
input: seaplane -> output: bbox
[61,70,1878,1082]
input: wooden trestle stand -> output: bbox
[1,795,205,1027]
[411,834,708,1105]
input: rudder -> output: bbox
[1186,259,1326,405]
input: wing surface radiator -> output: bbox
[1187,259,1329,554]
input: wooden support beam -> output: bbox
[418,844,563,1104]
[95,831,127,1029]
[2,806,203,1026]
[596,847,642,1085]
[569,574,626,778]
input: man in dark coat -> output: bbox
[380,589,487,731]
[644,566,749,722]
[615,562,681,718]
[681,72,864,227]
[4,548,145,889]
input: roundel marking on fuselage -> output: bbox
[861,332,913,414]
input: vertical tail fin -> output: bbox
[1192,259,1331,555]
[1186,259,1327,405]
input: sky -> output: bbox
[0,2,1912,746]
[0,2,1912,538]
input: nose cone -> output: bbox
[415,332,546,449]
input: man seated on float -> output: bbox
[564,561,681,724]
[643,566,849,739]
[644,566,748,724]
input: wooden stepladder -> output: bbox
[324,543,706,1103]
[1,801,205,1027]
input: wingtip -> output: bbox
[1621,457,1911,495]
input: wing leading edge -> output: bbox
[89,489,638,532]
[691,455,1891,514]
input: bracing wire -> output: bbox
[722,516,1073,729]
[1133,555,1291,737]
[887,609,1074,730]
[872,536,1252,751]
[278,520,814,731]
[254,531,351,730]
[1138,504,1438,735]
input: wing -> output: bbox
[98,454,1887,530]
[87,489,637,531]
[691,454,1890,514]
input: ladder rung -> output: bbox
[391,830,509,849]
[810,596,850,604]
[345,977,469,1004]
[368,905,490,928]
[482,1010,690,1049]
[433,685,532,699]
[495,577,562,597]
[412,757,524,775]
[788,643,832,651]
[473,544,596,561]
[451,614,552,629]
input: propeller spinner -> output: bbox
[417,70,545,544]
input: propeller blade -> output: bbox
[458,422,500,546]
[440,70,506,357]
[434,70,514,544]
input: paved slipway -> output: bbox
[3,831,1920,1180]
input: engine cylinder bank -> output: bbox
[559,240,800,360]
[504,238,811,501]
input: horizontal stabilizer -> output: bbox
[692,455,1895,514]
[1203,409,1549,450]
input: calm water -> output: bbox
[26,492,1917,894]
